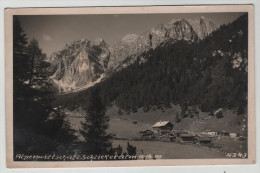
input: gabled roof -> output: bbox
[152,121,173,128]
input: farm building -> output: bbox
[152,121,173,134]
[201,131,217,137]
[214,108,223,118]
[229,133,238,138]
[139,130,156,140]
[159,134,175,142]
[195,137,212,145]
[174,130,189,137]
[238,136,247,141]
[178,134,197,144]
[208,131,217,137]
[218,131,229,136]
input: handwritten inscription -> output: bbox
[15,154,162,161]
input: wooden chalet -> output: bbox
[152,121,174,134]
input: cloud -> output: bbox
[42,33,52,41]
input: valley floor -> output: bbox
[112,140,225,159]
[65,104,247,159]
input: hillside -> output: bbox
[58,14,248,117]
[65,103,246,138]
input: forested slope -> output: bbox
[59,14,248,115]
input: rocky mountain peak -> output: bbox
[50,16,219,93]
[108,18,200,70]
[186,16,218,39]
[121,34,139,44]
[94,38,107,46]
[50,39,110,92]
[167,18,182,25]
[169,19,198,41]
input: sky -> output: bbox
[17,12,246,57]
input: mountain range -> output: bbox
[48,16,217,92]
[58,13,248,114]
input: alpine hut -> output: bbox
[152,121,173,134]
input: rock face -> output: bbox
[187,16,217,39]
[108,17,217,71]
[50,39,110,92]
[108,19,199,70]
[50,17,217,92]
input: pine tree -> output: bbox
[80,88,113,155]
[13,18,76,157]
[13,16,29,95]
[27,39,51,88]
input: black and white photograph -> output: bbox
[5,5,255,167]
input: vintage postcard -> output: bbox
[5,5,255,168]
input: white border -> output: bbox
[4,4,256,168]
[0,0,260,173]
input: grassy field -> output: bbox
[66,104,246,137]
[112,140,226,159]
[106,104,246,133]
[65,104,247,156]
[212,137,247,154]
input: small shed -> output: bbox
[218,131,229,137]
[229,133,238,138]
[206,131,218,137]
[214,108,223,118]
[152,121,174,134]
[238,136,247,141]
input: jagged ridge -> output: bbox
[50,16,218,92]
